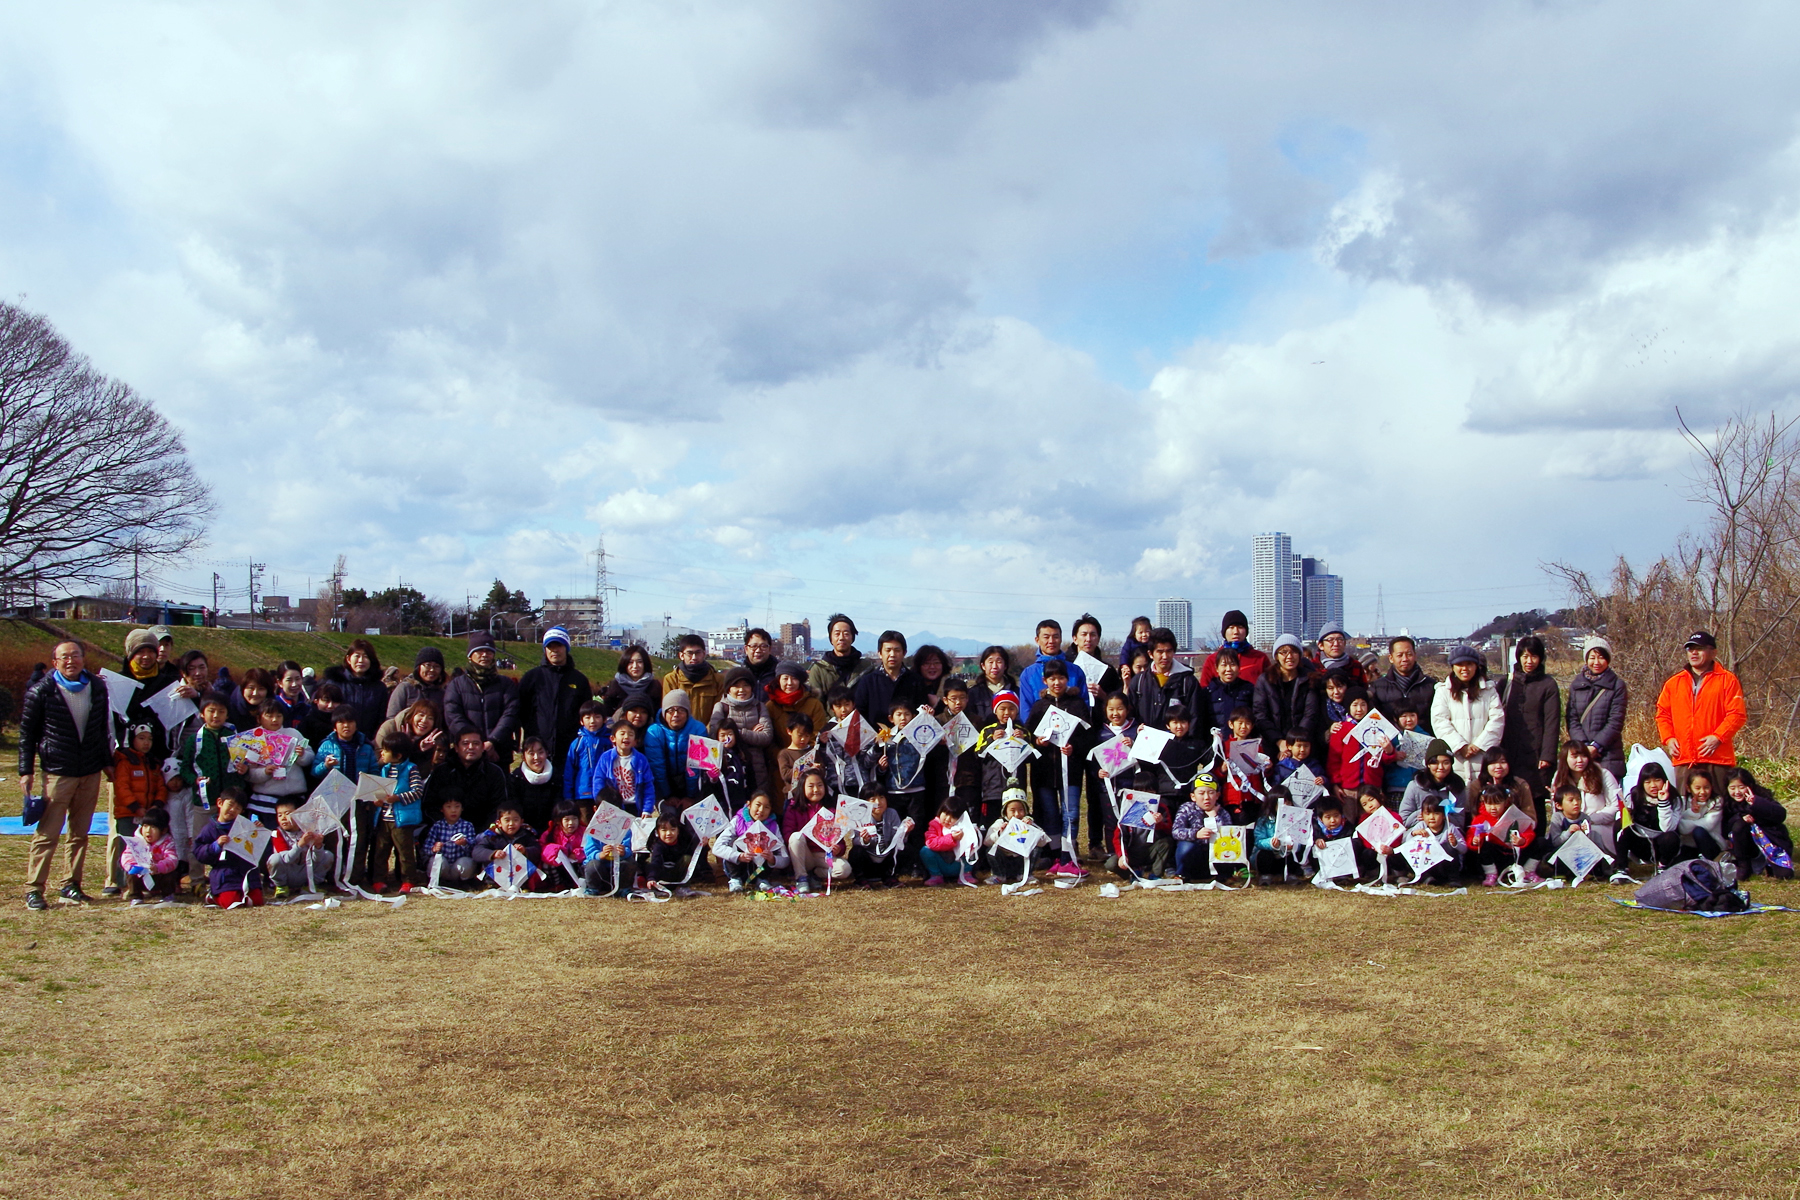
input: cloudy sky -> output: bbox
[4,1,1795,647]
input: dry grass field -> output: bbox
[0,834,1797,1200]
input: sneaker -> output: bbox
[924,875,944,886]
[399,883,414,894]
[727,878,744,894]
[1522,872,1542,886]
[59,885,91,904]
[273,886,292,901]
[884,875,904,888]
[368,882,387,894]
[794,876,812,893]
[101,884,121,897]
[1609,871,1635,885]
[959,869,978,887]
[1482,872,1499,887]
[24,891,46,911]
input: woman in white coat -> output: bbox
[1431,645,1505,787]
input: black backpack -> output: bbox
[1634,859,1749,912]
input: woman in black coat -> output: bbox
[1500,635,1562,801]
[323,639,388,739]
[1253,635,1321,751]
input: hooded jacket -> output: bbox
[1398,767,1469,831]
[1431,678,1505,785]
[1018,652,1087,713]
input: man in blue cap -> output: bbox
[519,625,594,790]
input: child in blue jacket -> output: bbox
[644,689,705,800]
[594,722,657,816]
[563,701,609,807]
[312,705,377,782]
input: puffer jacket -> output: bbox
[1431,678,1505,786]
[443,669,522,766]
[1253,662,1321,749]
[1128,668,1209,734]
[708,694,775,792]
[19,673,115,779]
[1566,667,1628,779]
[1370,666,1439,735]
[323,664,389,739]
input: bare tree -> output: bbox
[0,301,212,588]
[1551,409,1800,754]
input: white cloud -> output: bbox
[3,0,1799,638]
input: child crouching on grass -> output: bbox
[418,798,479,888]
[984,791,1044,885]
[784,768,851,892]
[919,798,975,887]
[474,803,542,882]
[579,788,635,897]
[108,723,168,896]
[267,798,336,899]
[716,791,788,893]
[1172,772,1242,885]
[120,807,180,903]
[539,801,587,890]
[194,785,265,909]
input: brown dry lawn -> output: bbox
[0,836,1796,1200]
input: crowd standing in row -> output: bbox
[15,607,1791,909]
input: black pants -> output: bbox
[1619,828,1679,871]
[1084,764,1115,855]
[848,844,899,882]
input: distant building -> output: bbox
[1254,533,1347,643]
[541,597,604,646]
[1155,598,1194,651]
[707,621,749,660]
[780,620,813,658]
[48,595,127,622]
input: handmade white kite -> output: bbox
[309,770,358,821]
[1355,806,1407,853]
[834,796,874,833]
[1209,824,1249,866]
[1391,728,1433,771]
[1227,737,1268,775]
[223,816,272,865]
[1489,805,1537,841]
[585,801,633,849]
[1621,743,1675,800]
[352,773,395,805]
[900,710,946,757]
[288,795,344,839]
[1074,651,1110,693]
[953,812,983,863]
[1315,836,1358,882]
[1129,726,1173,766]
[1034,705,1088,749]
[1284,765,1325,808]
[733,819,782,863]
[1398,833,1451,879]
[1272,802,1313,852]
[144,680,199,731]
[629,815,658,854]
[488,844,537,891]
[1118,790,1161,832]
[681,797,730,842]
[1548,829,1607,885]
[685,735,722,778]
[982,731,1038,775]
[943,712,980,758]
[1347,708,1402,763]
[803,807,845,853]
[98,669,141,722]
[1091,734,1134,777]
[995,817,1048,858]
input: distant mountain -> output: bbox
[907,631,1001,658]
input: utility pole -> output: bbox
[248,561,265,628]
[212,572,221,615]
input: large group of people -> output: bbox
[14,606,1792,909]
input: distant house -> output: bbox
[48,595,128,621]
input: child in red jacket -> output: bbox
[108,724,170,895]
[1326,691,1385,803]
[917,798,972,886]
[1466,783,1537,886]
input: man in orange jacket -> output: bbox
[1655,630,1747,792]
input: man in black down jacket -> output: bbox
[19,642,114,909]
[1371,635,1439,736]
[1126,628,1211,733]
[517,626,592,789]
[444,631,522,768]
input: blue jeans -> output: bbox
[1033,778,1082,858]
[918,845,961,880]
